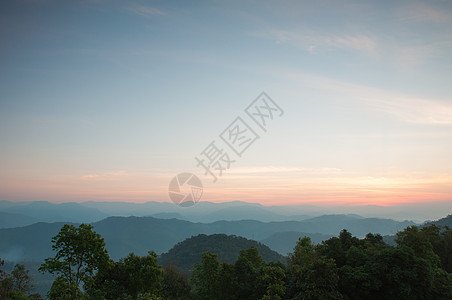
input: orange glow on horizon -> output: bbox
[1,169,451,207]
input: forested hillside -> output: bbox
[158,234,285,274]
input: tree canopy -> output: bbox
[39,224,110,298]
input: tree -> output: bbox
[317,230,360,268]
[234,247,265,300]
[286,237,342,300]
[217,262,237,300]
[0,261,42,300]
[39,224,110,297]
[191,252,221,300]
[408,225,452,273]
[396,225,440,266]
[121,251,163,298]
[0,258,12,299]
[259,265,285,300]
[314,228,452,299]
[47,277,85,300]
[162,263,191,300]
[435,227,452,273]
[10,264,35,296]
[88,251,163,299]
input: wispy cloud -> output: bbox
[81,170,129,181]
[399,3,452,23]
[256,28,452,69]
[366,94,452,125]
[256,29,378,57]
[390,43,441,68]
[270,67,452,125]
[206,169,452,206]
[128,5,166,17]
[229,166,342,175]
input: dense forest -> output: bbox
[1,221,451,299]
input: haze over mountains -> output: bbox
[0,199,450,261]
[0,199,450,296]
[1,199,449,229]
[1,214,415,262]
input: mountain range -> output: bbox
[0,214,415,261]
[2,199,448,229]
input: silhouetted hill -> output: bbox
[158,234,285,274]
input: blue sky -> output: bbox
[1,0,452,208]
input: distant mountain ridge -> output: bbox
[1,199,448,229]
[0,200,107,227]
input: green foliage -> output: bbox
[286,237,342,300]
[396,225,441,265]
[190,247,275,300]
[0,258,11,299]
[412,225,452,273]
[234,247,266,300]
[161,263,191,300]
[0,260,41,300]
[21,223,452,299]
[47,277,85,300]
[39,224,110,289]
[317,230,360,268]
[435,227,452,273]
[191,252,221,300]
[332,225,452,300]
[88,251,163,299]
[122,252,163,297]
[217,262,236,300]
[10,264,35,296]
[183,228,452,300]
[259,265,285,300]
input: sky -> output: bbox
[1,0,452,210]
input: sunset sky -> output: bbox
[1,0,452,208]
